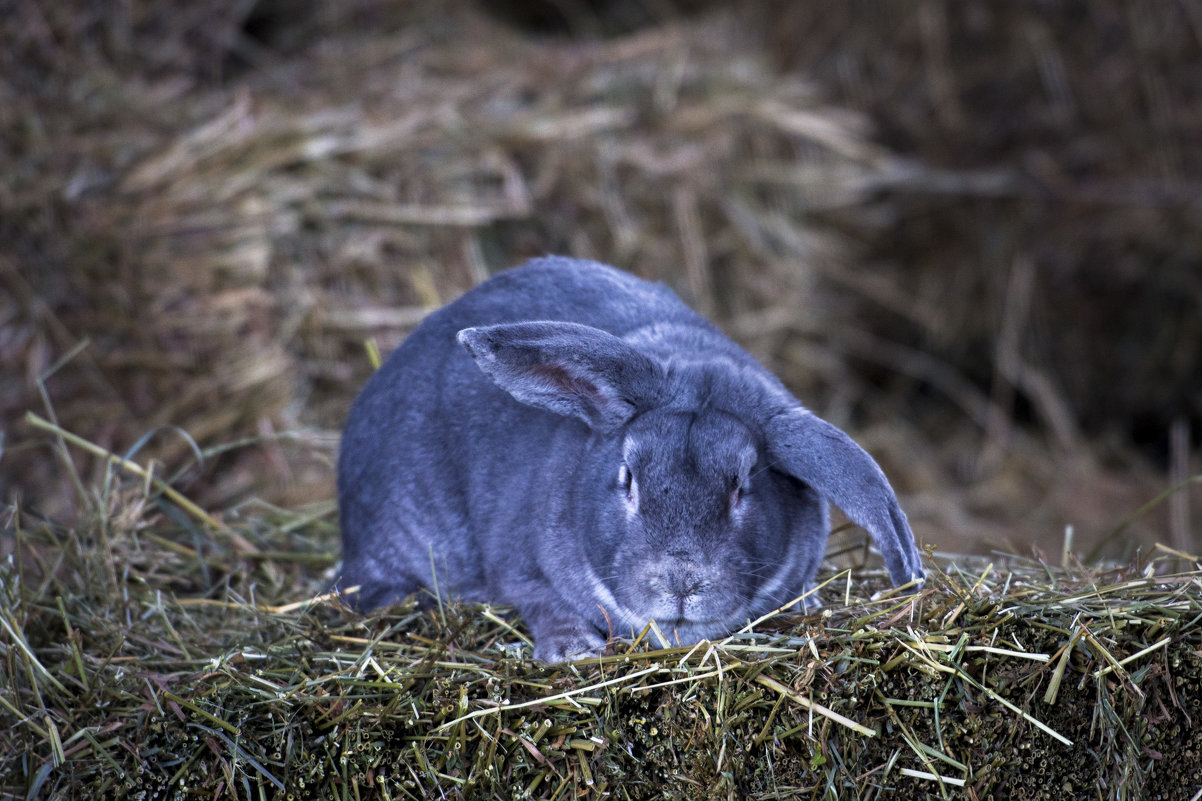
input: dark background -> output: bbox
[2,0,1198,559]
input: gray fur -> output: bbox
[337,257,925,662]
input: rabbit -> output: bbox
[336,256,925,662]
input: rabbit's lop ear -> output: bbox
[766,409,926,590]
[458,322,663,431]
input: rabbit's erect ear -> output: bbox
[765,409,925,589]
[458,322,663,431]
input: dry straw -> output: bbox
[2,0,879,519]
[2,424,1201,798]
[6,0,1192,556]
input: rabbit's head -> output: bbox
[597,406,824,642]
[458,320,924,648]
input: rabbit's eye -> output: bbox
[730,478,748,511]
[619,463,637,503]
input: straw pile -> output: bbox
[2,0,885,518]
[2,463,1200,798]
[763,0,1202,555]
[4,0,1195,554]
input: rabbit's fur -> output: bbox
[337,257,925,662]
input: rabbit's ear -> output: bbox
[458,322,663,431]
[765,409,925,589]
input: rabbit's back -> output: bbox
[429,257,701,336]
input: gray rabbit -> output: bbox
[337,257,925,662]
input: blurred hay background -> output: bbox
[1,0,1199,558]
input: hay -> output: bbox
[762,0,1202,551]
[2,435,1201,798]
[2,0,1197,555]
[3,0,1196,558]
[2,0,873,513]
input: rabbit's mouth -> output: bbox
[598,592,748,644]
[630,592,755,640]
[651,614,750,646]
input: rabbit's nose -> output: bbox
[667,572,703,599]
[664,556,704,599]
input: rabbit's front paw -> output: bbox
[532,625,607,663]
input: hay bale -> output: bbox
[1,2,1195,565]
[1,487,1200,798]
[764,0,1202,553]
[2,0,883,515]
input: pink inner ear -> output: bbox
[530,363,600,401]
